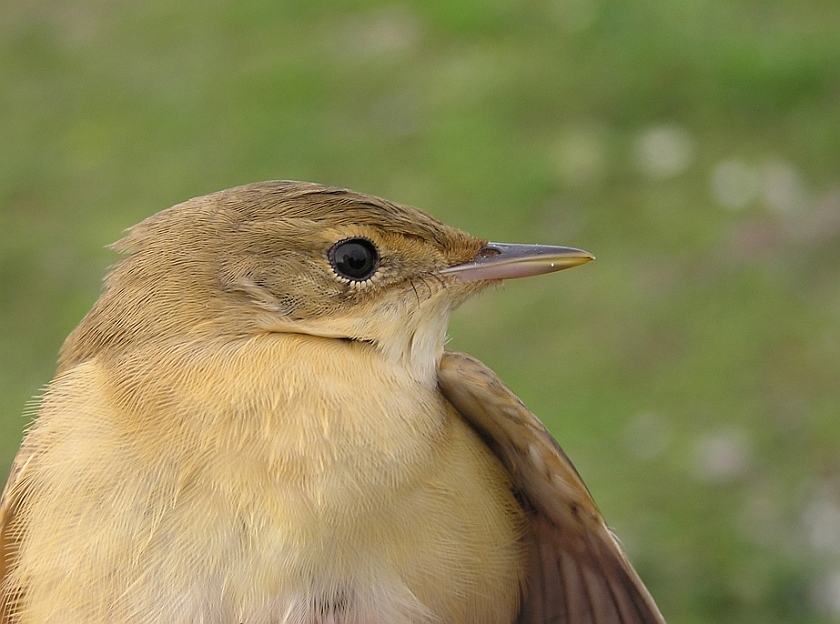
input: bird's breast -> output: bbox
[11,334,525,624]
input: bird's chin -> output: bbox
[250,279,487,384]
[443,276,498,310]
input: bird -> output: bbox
[0,181,666,624]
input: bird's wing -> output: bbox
[0,441,35,622]
[438,351,666,624]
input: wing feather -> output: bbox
[0,440,36,623]
[438,351,666,624]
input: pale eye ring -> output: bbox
[328,238,379,282]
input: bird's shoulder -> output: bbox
[438,350,666,624]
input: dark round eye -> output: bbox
[329,238,379,282]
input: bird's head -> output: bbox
[60,181,592,382]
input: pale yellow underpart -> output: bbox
[7,331,525,624]
[257,277,464,388]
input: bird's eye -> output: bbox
[329,238,379,282]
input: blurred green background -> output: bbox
[2,0,840,622]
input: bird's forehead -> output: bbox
[211,181,428,223]
[240,191,457,242]
[122,181,485,265]
[229,184,480,252]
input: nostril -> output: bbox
[477,246,502,259]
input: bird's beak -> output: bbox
[440,243,594,282]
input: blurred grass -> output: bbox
[2,0,840,622]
